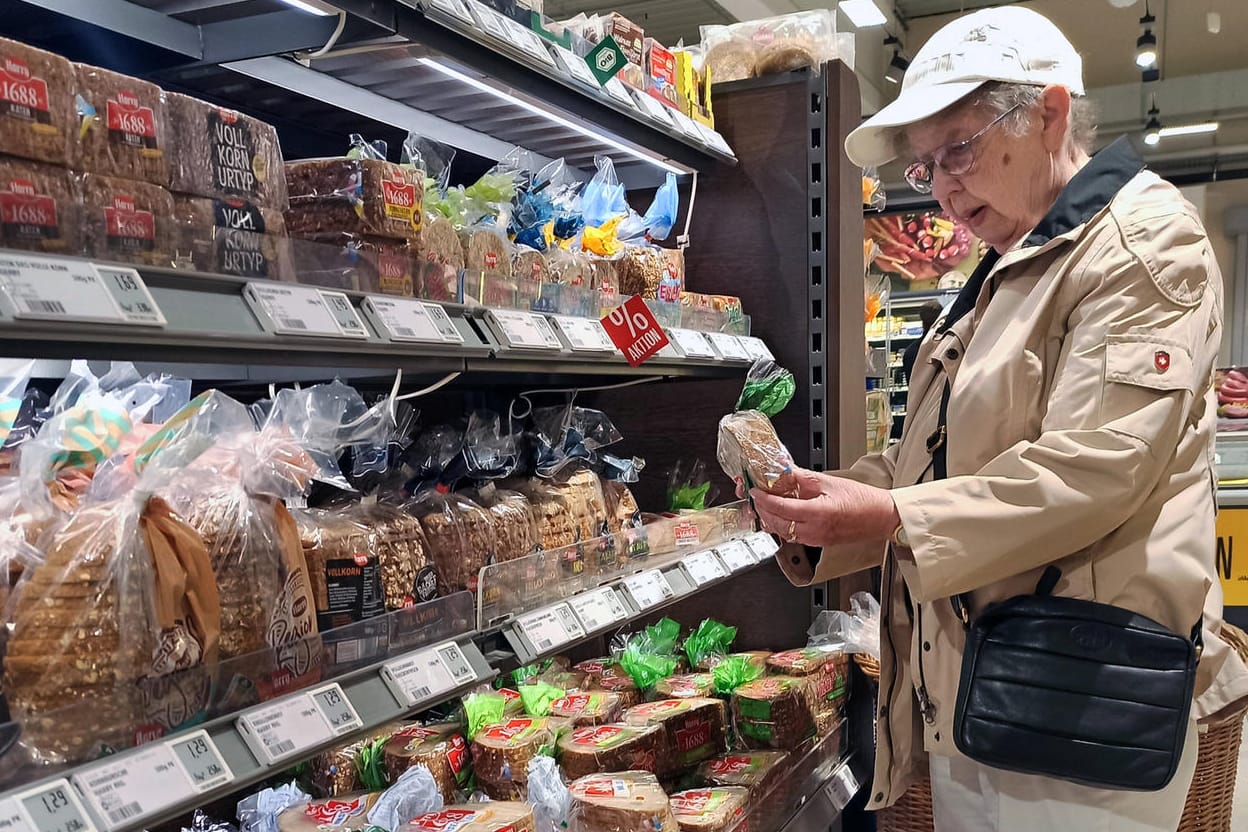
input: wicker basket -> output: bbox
[1178,623,1248,832]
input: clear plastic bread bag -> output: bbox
[405,484,495,596]
[6,388,227,764]
[716,360,799,498]
[566,771,677,832]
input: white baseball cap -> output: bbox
[845,6,1085,167]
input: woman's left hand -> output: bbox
[751,468,900,548]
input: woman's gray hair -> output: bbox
[963,81,1097,154]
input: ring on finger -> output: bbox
[786,519,798,542]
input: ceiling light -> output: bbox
[1136,3,1157,68]
[1143,103,1162,146]
[839,0,888,28]
[418,58,689,175]
[1158,121,1219,138]
[275,0,337,15]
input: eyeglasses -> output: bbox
[904,104,1023,194]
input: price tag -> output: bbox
[166,730,232,793]
[503,18,554,65]
[0,253,124,324]
[695,124,734,155]
[237,683,359,765]
[569,586,628,632]
[739,336,774,361]
[633,90,674,126]
[517,603,586,653]
[244,283,345,337]
[8,781,94,832]
[488,309,562,350]
[823,764,860,811]
[605,78,636,108]
[622,569,675,610]
[682,549,729,586]
[471,5,513,43]
[94,265,165,326]
[745,531,779,560]
[424,302,466,343]
[74,742,204,829]
[668,328,715,359]
[365,296,448,343]
[382,641,478,708]
[310,683,363,733]
[554,44,598,86]
[427,0,474,25]
[672,111,704,140]
[549,315,614,353]
[318,291,369,339]
[0,797,33,832]
[716,540,758,572]
[707,332,751,361]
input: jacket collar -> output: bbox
[938,137,1144,335]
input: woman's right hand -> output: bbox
[749,468,899,549]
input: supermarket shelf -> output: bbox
[13,0,734,181]
[866,333,922,344]
[0,253,761,382]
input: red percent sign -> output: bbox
[601,295,669,366]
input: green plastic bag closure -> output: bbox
[712,655,763,696]
[685,619,738,669]
[735,360,797,417]
[463,692,507,740]
[620,642,679,691]
[668,481,712,512]
[518,682,566,717]
[643,617,681,656]
[354,738,389,792]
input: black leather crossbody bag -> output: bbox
[923,380,1200,791]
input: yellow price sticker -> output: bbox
[1217,505,1248,606]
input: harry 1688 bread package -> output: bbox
[0,37,76,166]
[286,157,424,242]
[72,63,169,187]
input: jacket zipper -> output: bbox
[914,603,937,725]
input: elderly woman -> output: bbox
[751,7,1248,832]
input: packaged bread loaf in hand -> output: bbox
[717,360,798,498]
[6,385,224,762]
[72,63,168,185]
[567,772,677,832]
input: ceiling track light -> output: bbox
[1136,1,1157,69]
[884,35,909,85]
[1143,99,1162,146]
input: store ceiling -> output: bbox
[892,0,1021,20]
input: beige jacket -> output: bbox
[781,140,1248,810]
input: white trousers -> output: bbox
[928,721,1199,832]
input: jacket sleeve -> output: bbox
[781,444,900,586]
[890,208,1219,603]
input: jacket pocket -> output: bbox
[1104,334,1193,393]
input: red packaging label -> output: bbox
[480,718,534,742]
[383,176,419,230]
[575,658,609,674]
[670,790,714,813]
[378,248,412,296]
[444,733,468,774]
[674,520,700,546]
[531,259,543,278]
[708,755,753,775]
[499,688,521,703]
[132,723,167,745]
[578,776,632,798]
[553,693,593,713]
[631,699,689,719]
[106,92,158,150]
[1,179,59,242]
[570,725,626,747]
[104,196,156,253]
[675,716,712,754]
[0,56,50,123]
[410,809,479,832]
[395,725,439,740]
[484,251,499,270]
[305,797,369,826]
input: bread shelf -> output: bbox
[0,252,761,382]
[0,522,797,832]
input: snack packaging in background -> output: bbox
[79,172,177,267]
[731,676,817,749]
[383,722,472,803]
[567,771,677,832]
[0,159,81,255]
[700,11,838,83]
[290,234,414,295]
[286,153,424,242]
[0,37,75,166]
[645,39,680,109]
[405,803,536,832]
[549,691,623,726]
[622,698,727,771]
[696,750,789,795]
[165,92,289,209]
[276,793,381,832]
[471,717,558,799]
[668,787,749,832]
[173,195,293,281]
[557,723,665,780]
[72,63,169,185]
